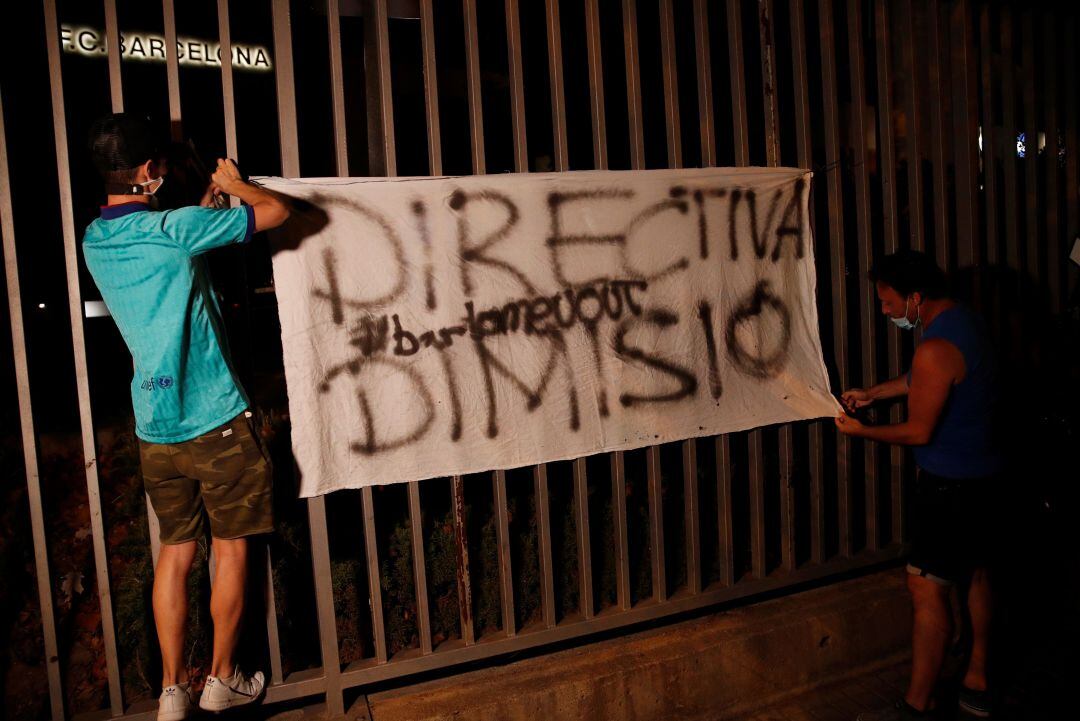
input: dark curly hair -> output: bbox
[869,249,948,299]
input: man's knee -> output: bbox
[212,536,248,564]
[157,539,198,575]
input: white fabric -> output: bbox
[258,168,841,497]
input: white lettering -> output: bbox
[59,25,271,71]
[78,30,98,53]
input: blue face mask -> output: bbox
[890,298,920,330]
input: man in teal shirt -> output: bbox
[84,114,289,718]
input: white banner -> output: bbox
[259,168,840,497]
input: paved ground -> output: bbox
[744,662,916,721]
[747,650,1067,721]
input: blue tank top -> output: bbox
[912,305,1003,479]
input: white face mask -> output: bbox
[138,175,165,196]
[890,298,920,331]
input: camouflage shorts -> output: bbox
[139,411,274,544]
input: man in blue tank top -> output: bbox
[835,250,1000,721]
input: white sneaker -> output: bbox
[157,682,192,721]
[198,666,266,711]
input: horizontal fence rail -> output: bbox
[2,0,1076,719]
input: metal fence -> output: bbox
[1,0,1075,719]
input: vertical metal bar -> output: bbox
[573,459,594,618]
[727,0,750,166]
[610,452,631,609]
[747,434,766,579]
[504,0,527,172]
[262,551,283,685]
[819,0,853,558]
[545,0,569,170]
[544,0,585,618]
[759,0,781,165]
[874,0,905,546]
[493,471,516,635]
[1041,13,1061,312]
[622,0,664,600]
[899,0,924,250]
[450,476,476,642]
[327,0,349,175]
[270,1,346,711]
[162,0,182,140]
[979,2,999,266]
[683,441,702,593]
[306,496,343,713]
[365,0,396,177]
[926,0,951,271]
[1000,8,1020,272]
[778,414,795,560]
[0,92,65,721]
[694,0,716,167]
[217,0,239,174]
[533,465,557,627]
[1021,11,1038,281]
[623,0,645,170]
[791,0,829,562]
[659,0,682,168]
[716,436,735,585]
[584,0,608,169]
[43,1,124,712]
[950,0,979,268]
[104,0,123,112]
[463,0,486,174]
[1066,17,1079,296]
[419,0,443,176]
[695,0,721,585]
[763,1,799,573]
[647,447,666,602]
[658,0,699,592]
[272,0,300,177]
[847,0,879,553]
[361,487,388,662]
[407,483,433,654]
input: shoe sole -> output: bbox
[157,707,191,721]
[198,686,266,712]
[958,702,991,719]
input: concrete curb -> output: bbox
[366,568,912,721]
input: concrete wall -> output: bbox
[366,568,912,721]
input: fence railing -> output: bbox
[2,0,1075,719]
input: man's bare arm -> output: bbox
[836,339,962,445]
[210,158,289,232]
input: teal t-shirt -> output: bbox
[82,202,256,443]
